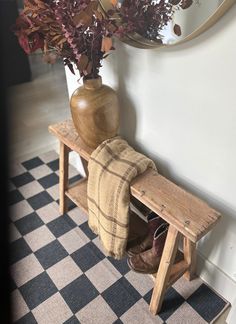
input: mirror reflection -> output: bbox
[163,0,224,44]
[101,0,226,46]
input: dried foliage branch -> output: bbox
[54,0,117,78]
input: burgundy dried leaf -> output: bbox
[78,54,89,72]
[180,0,193,10]
[86,61,93,75]
[101,37,113,53]
[173,23,181,36]
[85,1,99,15]
[73,11,92,28]
[19,32,44,54]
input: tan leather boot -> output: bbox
[127,223,169,274]
[126,213,167,257]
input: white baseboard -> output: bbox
[197,251,236,304]
[197,253,236,323]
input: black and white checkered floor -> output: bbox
[9,151,229,323]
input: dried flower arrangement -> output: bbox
[14,0,117,79]
[14,0,193,79]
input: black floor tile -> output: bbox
[47,159,59,172]
[61,275,99,313]
[187,283,227,322]
[35,240,68,270]
[19,272,57,310]
[158,287,185,321]
[67,199,78,211]
[102,277,141,317]
[9,189,24,205]
[64,315,80,324]
[15,212,44,236]
[47,215,76,238]
[144,287,185,321]
[79,222,97,240]
[38,173,59,189]
[10,238,32,265]
[15,311,37,324]
[27,191,53,210]
[143,289,152,304]
[22,157,44,171]
[69,175,82,185]
[71,242,105,272]
[56,199,77,212]
[10,277,17,292]
[11,172,34,188]
[113,319,123,324]
[107,256,130,276]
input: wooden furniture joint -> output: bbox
[49,119,221,315]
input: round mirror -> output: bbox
[99,0,235,48]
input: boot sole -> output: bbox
[126,250,136,257]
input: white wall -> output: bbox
[65,5,236,307]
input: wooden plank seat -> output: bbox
[49,119,221,315]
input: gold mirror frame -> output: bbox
[99,0,236,49]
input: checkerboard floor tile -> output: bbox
[77,295,117,323]
[18,180,44,199]
[9,223,21,243]
[46,256,83,290]
[9,151,229,324]
[32,292,73,323]
[15,212,44,236]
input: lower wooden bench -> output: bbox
[49,119,221,315]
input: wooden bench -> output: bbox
[49,119,221,315]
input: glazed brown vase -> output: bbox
[70,76,120,149]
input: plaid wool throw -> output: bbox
[87,136,156,259]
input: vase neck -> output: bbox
[83,76,102,90]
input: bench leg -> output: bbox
[149,225,180,315]
[183,237,197,281]
[59,142,69,214]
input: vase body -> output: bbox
[70,77,120,149]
